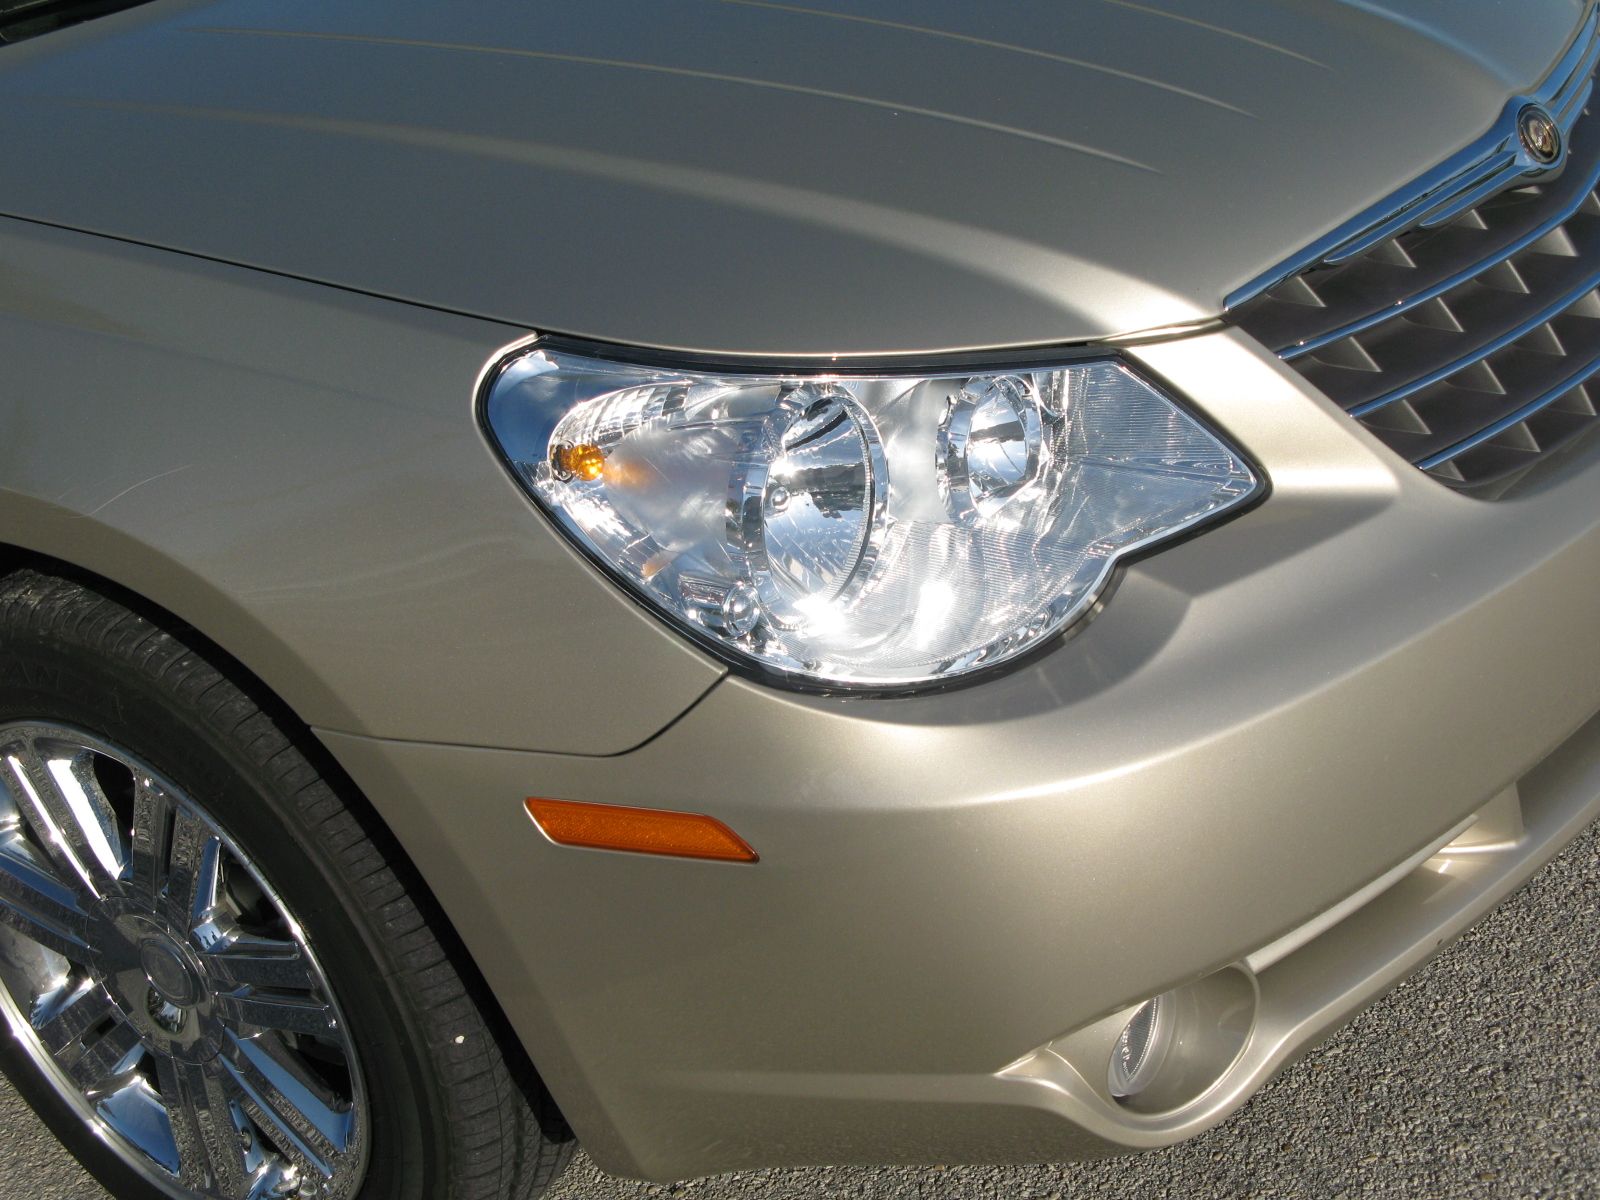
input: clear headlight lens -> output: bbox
[483,345,1261,689]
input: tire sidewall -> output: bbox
[0,608,443,1199]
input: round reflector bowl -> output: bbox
[1107,992,1175,1099]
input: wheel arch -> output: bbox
[0,495,370,737]
[0,540,575,1150]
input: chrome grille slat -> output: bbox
[1276,145,1600,360]
[1342,259,1600,416]
[1551,25,1600,118]
[1412,154,1529,232]
[1321,153,1517,267]
[1231,11,1600,497]
[1226,8,1600,313]
[1556,73,1596,126]
[1415,358,1600,469]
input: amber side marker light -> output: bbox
[525,797,759,863]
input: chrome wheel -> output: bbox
[0,723,368,1200]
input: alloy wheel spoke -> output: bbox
[220,1031,352,1179]
[0,723,366,1197]
[63,1011,143,1093]
[215,987,338,1037]
[83,1065,149,1103]
[34,979,117,1055]
[0,837,93,961]
[0,738,123,898]
[160,809,222,932]
[127,775,175,903]
[204,930,317,992]
[92,1076,182,1177]
[154,1054,255,1199]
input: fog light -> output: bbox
[1107,992,1175,1100]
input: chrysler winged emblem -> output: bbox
[1517,104,1563,166]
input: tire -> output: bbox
[0,566,572,1199]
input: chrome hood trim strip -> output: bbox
[1227,4,1600,311]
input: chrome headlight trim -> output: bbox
[476,336,1269,695]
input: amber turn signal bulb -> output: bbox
[553,442,605,481]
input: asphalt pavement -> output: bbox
[4,822,1596,1200]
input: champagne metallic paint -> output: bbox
[1,0,1598,1184]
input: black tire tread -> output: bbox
[0,566,571,1199]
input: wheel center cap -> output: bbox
[139,937,202,1007]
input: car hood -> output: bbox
[0,0,1591,355]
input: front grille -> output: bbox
[1232,17,1600,497]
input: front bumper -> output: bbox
[317,327,1600,1181]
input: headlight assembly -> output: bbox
[482,343,1262,690]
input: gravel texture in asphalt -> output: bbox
[3,822,1595,1200]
